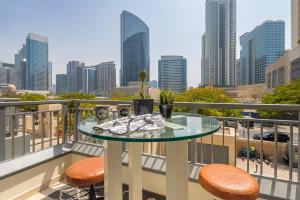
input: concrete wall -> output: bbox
[0,153,215,200]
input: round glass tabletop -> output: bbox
[78,113,221,142]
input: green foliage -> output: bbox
[258,79,300,118]
[139,70,147,99]
[175,87,241,117]
[16,93,47,111]
[57,92,96,109]
[160,90,175,105]
[110,91,140,101]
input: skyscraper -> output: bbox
[202,0,236,87]
[15,33,51,91]
[48,62,52,91]
[292,0,300,49]
[15,45,27,89]
[56,74,67,95]
[66,61,85,92]
[240,21,285,85]
[0,62,16,86]
[26,33,49,90]
[121,10,150,86]
[83,67,97,94]
[158,56,187,93]
[235,59,241,86]
[96,62,116,96]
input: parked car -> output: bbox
[253,132,289,143]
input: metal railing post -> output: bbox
[190,107,198,163]
[0,106,5,161]
[62,103,68,143]
[74,102,80,142]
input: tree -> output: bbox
[259,79,300,119]
[175,87,241,117]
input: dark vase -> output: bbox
[159,104,173,119]
[133,99,154,115]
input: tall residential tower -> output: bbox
[120,11,150,86]
[202,0,236,87]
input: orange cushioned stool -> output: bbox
[198,164,259,200]
[65,157,105,200]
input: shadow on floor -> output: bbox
[42,183,165,200]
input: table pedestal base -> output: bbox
[128,143,142,200]
[104,140,122,200]
[166,140,188,200]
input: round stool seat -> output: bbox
[198,164,259,200]
[66,157,104,187]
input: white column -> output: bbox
[104,140,123,200]
[128,142,142,200]
[166,140,188,200]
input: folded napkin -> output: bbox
[97,114,165,135]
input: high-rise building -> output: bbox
[235,59,241,86]
[15,33,50,91]
[26,33,49,90]
[0,62,16,86]
[48,62,52,91]
[202,0,236,87]
[96,62,116,96]
[66,61,85,92]
[240,21,285,85]
[120,10,150,86]
[292,0,300,49]
[158,56,187,93]
[15,45,27,89]
[83,67,97,94]
[56,74,67,95]
[201,33,208,86]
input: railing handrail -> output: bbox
[72,99,300,111]
[1,99,300,111]
[0,100,70,107]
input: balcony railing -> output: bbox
[0,99,300,186]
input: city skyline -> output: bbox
[0,0,291,87]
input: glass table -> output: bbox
[78,113,220,200]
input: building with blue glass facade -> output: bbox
[15,33,51,91]
[26,33,49,90]
[56,74,67,95]
[158,56,187,93]
[120,10,150,86]
[239,20,285,85]
[83,67,97,94]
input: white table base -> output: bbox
[128,143,142,200]
[104,140,123,200]
[104,140,188,200]
[166,140,188,200]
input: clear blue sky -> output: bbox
[0,0,291,86]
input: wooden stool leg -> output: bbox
[89,185,96,200]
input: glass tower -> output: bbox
[121,10,150,86]
[26,33,49,90]
[158,56,187,93]
[240,20,285,85]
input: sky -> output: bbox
[0,0,291,86]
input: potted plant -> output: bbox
[159,90,175,119]
[133,70,154,115]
